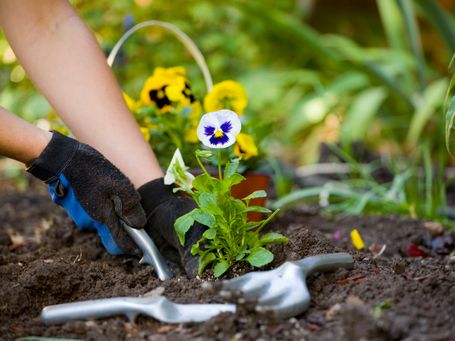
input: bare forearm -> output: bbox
[0,107,51,164]
[0,0,162,186]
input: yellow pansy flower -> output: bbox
[184,102,203,143]
[204,80,248,115]
[47,111,70,136]
[123,92,140,112]
[189,101,203,125]
[233,133,258,160]
[140,66,195,112]
[140,127,151,142]
[165,80,186,102]
[184,127,199,143]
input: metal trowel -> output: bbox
[120,220,173,281]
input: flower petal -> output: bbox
[209,133,230,146]
[204,126,215,137]
[164,149,194,188]
[203,80,248,115]
[197,110,241,149]
[234,133,258,160]
[220,121,232,134]
[164,171,176,186]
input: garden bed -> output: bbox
[1,180,454,340]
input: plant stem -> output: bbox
[196,153,211,178]
[256,208,280,233]
[217,149,222,180]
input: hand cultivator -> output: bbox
[41,253,353,324]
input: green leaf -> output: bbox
[341,87,387,143]
[198,252,217,275]
[190,242,200,256]
[224,159,240,178]
[230,197,247,212]
[245,231,259,246]
[242,190,267,201]
[271,187,332,209]
[245,222,261,230]
[377,0,406,51]
[192,174,214,192]
[397,0,427,88]
[222,173,245,192]
[174,209,196,245]
[259,232,288,244]
[445,95,455,155]
[239,2,414,110]
[213,260,230,277]
[203,228,217,239]
[199,193,223,215]
[196,149,213,158]
[407,78,448,146]
[246,247,274,267]
[193,211,216,228]
[415,0,455,52]
[244,206,272,213]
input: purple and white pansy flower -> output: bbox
[197,109,241,149]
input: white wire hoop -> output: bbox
[107,20,213,92]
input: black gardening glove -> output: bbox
[138,178,206,278]
[27,131,146,254]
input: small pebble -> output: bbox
[85,320,97,328]
[234,332,243,340]
[325,303,342,320]
[393,261,406,274]
[346,295,364,306]
[423,221,444,235]
[289,317,298,324]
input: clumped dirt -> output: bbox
[1,180,455,340]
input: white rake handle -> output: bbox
[107,20,213,92]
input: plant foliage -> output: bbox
[171,151,287,277]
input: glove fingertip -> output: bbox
[122,204,147,228]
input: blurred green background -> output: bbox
[1,0,454,166]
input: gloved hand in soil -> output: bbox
[138,178,205,278]
[27,131,146,255]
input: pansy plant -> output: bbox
[167,109,287,277]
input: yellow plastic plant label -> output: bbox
[350,228,365,250]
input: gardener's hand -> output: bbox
[27,131,146,255]
[138,178,205,278]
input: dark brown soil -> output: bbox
[1,179,455,341]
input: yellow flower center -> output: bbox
[214,130,224,138]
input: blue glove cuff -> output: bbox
[48,174,123,255]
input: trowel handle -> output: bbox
[295,252,354,275]
[42,296,237,324]
[121,221,174,281]
[41,297,147,325]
